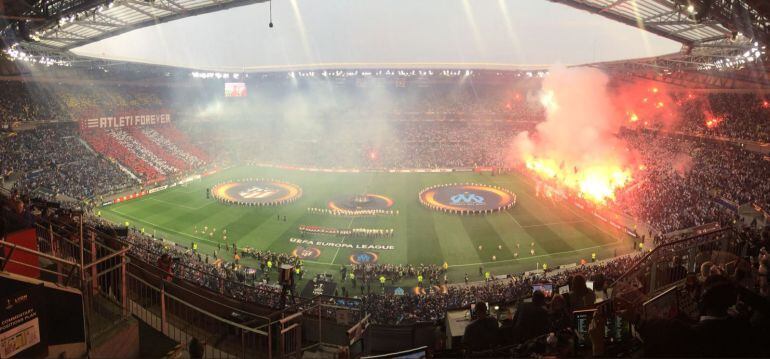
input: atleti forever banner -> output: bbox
[79,112,171,130]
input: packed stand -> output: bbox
[671,93,770,143]
[81,128,164,184]
[0,124,137,201]
[613,130,769,234]
[143,127,206,168]
[107,129,179,175]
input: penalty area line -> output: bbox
[446,241,622,268]
[106,209,223,247]
[147,197,215,210]
[519,219,587,229]
[503,209,524,228]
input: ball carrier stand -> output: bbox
[279,264,298,309]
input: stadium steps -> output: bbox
[89,315,141,359]
[126,298,243,359]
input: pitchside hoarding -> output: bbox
[79,112,171,130]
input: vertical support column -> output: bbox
[78,215,92,345]
[91,231,98,295]
[687,246,696,274]
[268,322,272,359]
[79,216,85,285]
[317,301,321,347]
[649,260,658,294]
[121,252,127,316]
[279,321,284,358]
[240,331,245,359]
[160,282,167,335]
[50,224,64,285]
[297,319,303,359]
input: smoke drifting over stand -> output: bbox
[511,66,633,204]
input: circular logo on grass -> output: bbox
[211,179,302,206]
[292,246,321,260]
[328,193,394,212]
[349,251,379,264]
[419,183,516,214]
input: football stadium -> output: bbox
[1,0,770,357]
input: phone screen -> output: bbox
[532,284,554,298]
[574,309,597,347]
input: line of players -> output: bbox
[299,225,395,238]
[307,207,398,217]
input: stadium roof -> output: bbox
[11,0,765,52]
[552,0,736,46]
[2,0,769,89]
[22,0,268,50]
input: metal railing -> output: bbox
[0,205,131,342]
[609,227,748,305]
[125,263,271,358]
[2,200,375,358]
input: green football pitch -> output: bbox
[100,165,634,283]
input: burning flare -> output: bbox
[525,157,631,204]
[512,66,634,205]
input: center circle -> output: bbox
[328,193,394,212]
[211,179,302,206]
[419,183,516,214]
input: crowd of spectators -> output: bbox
[124,229,290,309]
[359,254,640,325]
[108,129,179,175]
[0,124,137,201]
[4,76,770,356]
[81,128,165,184]
[613,130,769,233]
[5,191,769,358]
[671,93,770,143]
[349,263,447,285]
[117,217,649,326]
[0,82,67,127]
[0,81,169,127]
[192,120,536,169]
[142,127,206,168]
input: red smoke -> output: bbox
[511,66,635,204]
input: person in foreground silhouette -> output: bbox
[463,301,499,352]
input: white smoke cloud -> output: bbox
[511,65,633,203]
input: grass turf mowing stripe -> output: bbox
[432,211,479,266]
[459,215,510,261]
[406,203,441,265]
[99,166,633,279]
[514,203,577,254]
